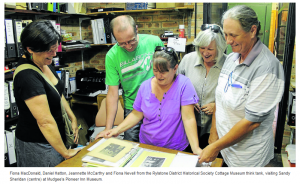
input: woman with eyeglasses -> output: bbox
[13,20,80,167]
[177,24,227,150]
[198,5,285,167]
[103,46,202,155]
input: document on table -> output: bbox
[169,153,212,167]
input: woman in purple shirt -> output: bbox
[103,46,202,155]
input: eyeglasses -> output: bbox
[201,24,225,40]
[154,46,179,62]
[224,71,243,93]
[117,37,137,47]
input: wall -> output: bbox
[58,3,203,78]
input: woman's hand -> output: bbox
[71,120,79,144]
[194,103,201,113]
[201,103,215,115]
[63,148,81,159]
[193,147,203,156]
[103,128,120,139]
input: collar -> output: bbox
[194,53,224,69]
[229,38,263,66]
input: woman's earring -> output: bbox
[30,53,33,60]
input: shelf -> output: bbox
[5,116,18,123]
[86,7,194,16]
[54,65,68,70]
[62,47,90,52]
[5,8,90,17]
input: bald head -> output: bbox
[110,15,137,37]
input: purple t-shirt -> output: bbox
[133,74,199,151]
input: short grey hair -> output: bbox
[110,15,137,38]
[221,5,261,36]
[193,27,227,64]
[152,50,178,72]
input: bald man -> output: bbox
[95,15,164,142]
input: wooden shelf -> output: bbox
[5,8,90,17]
[86,7,194,16]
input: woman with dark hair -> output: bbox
[13,20,80,167]
[97,46,202,155]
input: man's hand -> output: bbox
[198,144,219,164]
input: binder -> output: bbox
[12,19,24,57]
[7,80,18,118]
[5,28,8,58]
[47,3,53,12]
[60,70,67,97]
[96,18,107,44]
[55,23,62,52]
[4,134,9,166]
[53,3,56,12]
[5,82,11,120]
[103,17,113,44]
[91,20,99,44]
[56,3,60,13]
[5,19,17,58]
[31,3,41,11]
[5,130,17,165]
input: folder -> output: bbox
[7,80,19,118]
[96,18,107,44]
[5,82,11,120]
[12,19,24,57]
[5,130,17,165]
[5,19,17,58]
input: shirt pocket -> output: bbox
[224,83,247,111]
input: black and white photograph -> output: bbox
[99,143,125,157]
[140,156,166,167]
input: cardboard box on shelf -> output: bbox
[156,3,184,9]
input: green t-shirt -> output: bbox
[105,34,164,110]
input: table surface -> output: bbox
[56,139,223,167]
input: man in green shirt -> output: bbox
[96,15,164,142]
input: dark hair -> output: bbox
[110,15,137,38]
[20,19,61,60]
[221,5,261,37]
[152,50,178,73]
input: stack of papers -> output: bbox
[82,138,211,167]
[82,138,139,167]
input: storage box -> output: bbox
[126,3,148,10]
[156,3,184,9]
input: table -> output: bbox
[56,139,223,167]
